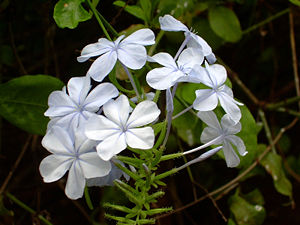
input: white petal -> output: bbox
[226,135,247,156]
[67,76,91,105]
[205,62,227,87]
[45,91,77,117]
[87,51,117,82]
[65,162,85,200]
[126,127,154,149]
[42,126,74,155]
[200,127,221,144]
[193,89,218,111]
[127,101,160,128]
[146,67,183,90]
[75,132,97,154]
[220,85,244,106]
[121,28,155,46]
[39,154,73,183]
[84,82,119,112]
[77,38,113,62]
[206,53,217,64]
[197,111,222,130]
[118,44,147,69]
[220,114,242,134]
[223,141,240,168]
[79,152,112,178]
[85,115,121,141]
[175,68,202,83]
[149,52,177,68]
[96,133,127,161]
[187,33,213,57]
[177,48,204,69]
[218,92,241,123]
[159,15,188,32]
[103,95,130,128]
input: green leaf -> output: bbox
[113,1,146,21]
[260,152,293,197]
[208,6,242,42]
[243,189,265,205]
[53,0,92,29]
[0,75,64,135]
[229,192,266,225]
[290,0,300,6]
[139,0,152,22]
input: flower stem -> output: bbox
[86,0,112,41]
[121,63,141,100]
[183,135,223,155]
[148,30,164,56]
[97,11,119,37]
[172,105,194,120]
[6,192,53,225]
[174,34,192,60]
[258,109,276,153]
[266,96,300,110]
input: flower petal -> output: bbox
[118,44,147,69]
[200,127,221,144]
[45,91,77,117]
[197,111,222,131]
[87,50,117,82]
[177,48,204,69]
[223,141,240,168]
[65,162,85,200]
[218,91,241,123]
[187,33,214,57]
[193,89,218,111]
[220,114,241,134]
[205,62,227,87]
[159,15,188,32]
[149,52,177,68]
[121,28,155,46]
[85,115,121,141]
[227,135,247,156]
[126,127,154,149]
[67,76,91,105]
[84,82,119,112]
[79,152,112,178]
[146,67,183,90]
[127,100,160,128]
[77,38,113,62]
[42,126,74,155]
[103,95,130,128]
[96,133,127,161]
[39,154,73,183]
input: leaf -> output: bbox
[139,0,152,22]
[0,75,64,135]
[208,6,242,42]
[53,0,92,29]
[290,0,300,6]
[229,192,266,225]
[243,189,265,205]
[113,1,146,21]
[260,152,293,197]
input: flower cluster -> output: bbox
[40,14,247,200]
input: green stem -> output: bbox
[84,186,94,210]
[148,30,164,56]
[243,8,290,34]
[276,107,300,117]
[160,153,183,161]
[97,11,119,37]
[258,109,276,153]
[6,192,53,225]
[86,0,112,41]
[266,96,300,110]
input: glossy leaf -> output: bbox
[260,152,293,197]
[0,75,64,135]
[113,1,146,21]
[208,6,242,42]
[53,0,92,29]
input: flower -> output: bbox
[159,14,216,64]
[77,29,155,81]
[85,95,161,161]
[45,76,118,131]
[198,111,248,167]
[146,47,204,90]
[192,62,243,123]
[39,126,111,199]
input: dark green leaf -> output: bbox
[290,0,300,6]
[229,192,266,225]
[243,189,265,205]
[139,0,152,22]
[208,6,242,42]
[0,75,64,135]
[53,0,92,29]
[260,152,293,197]
[113,1,146,21]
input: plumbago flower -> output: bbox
[193,62,243,123]
[85,95,161,161]
[146,47,204,90]
[198,111,248,167]
[45,76,118,131]
[77,29,155,81]
[39,126,111,199]
[159,14,216,64]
